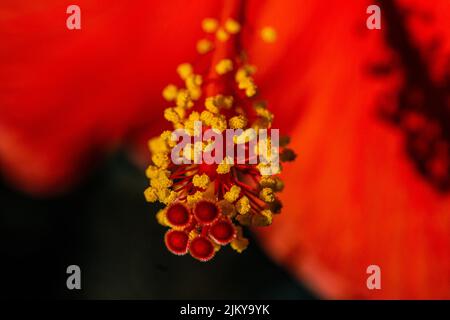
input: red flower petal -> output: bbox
[253,0,450,299]
[0,0,222,194]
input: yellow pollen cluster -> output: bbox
[192,174,210,188]
[236,65,257,97]
[229,115,248,129]
[261,26,277,43]
[202,18,219,33]
[216,158,233,174]
[224,185,241,203]
[145,15,295,261]
[215,59,233,75]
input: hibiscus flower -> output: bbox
[0,0,448,299]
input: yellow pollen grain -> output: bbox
[259,187,275,203]
[177,63,193,80]
[202,18,218,33]
[192,174,210,189]
[229,115,248,129]
[197,39,214,54]
[215,59,233,75]
[164,107,180,123]
[156,209,168,226]
[230,226,249,253]
[224,185,241,203]
[144,187,158,202]
[225,18,241,34]
[261,26,277,43]
[187,191,204,205]
[253,209,273,226]
[236,196,251,215]
[205,96,220,114]
[162,84,178,101]
[216,27,229,42]
[216,157,233,174]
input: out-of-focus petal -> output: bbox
[0,0,221,194]
[254,0,450,299]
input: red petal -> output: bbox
[254,0,450,299]
[0,0,222,194]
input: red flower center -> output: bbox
[166,203,191,227]
[209,219,236,245]
[193,200,220,225]
[189,236,215,261]
[164,230,189,255]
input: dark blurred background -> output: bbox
[0,152,315,299]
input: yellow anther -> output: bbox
[202,18,218,33]
[238,77,257,97]
[163,191,177,205]
[162,84,178,101]
[205,95,233,113]
[157,188,177,205]
[145,165,159,179]
[216,157,233,174]
[216,27,229,42]
[161,130,177,147]
[188,111,200,121]
[261,26,277,43]
[177,63,193,80]
[252,209,273,226]
[164,107,181,123]
[210,115,227,132]
[174,106,187,120]
[197,39,214,54]
[185,74,202,89]
[225,18,241,34]
[246,86,256,97]
[187,191,204,205]
[259,187,275,203]
[205,96,220,114]
[235,196,250,214]
[215,59,233,75]
[229,115,248,129]
[259,176,276,189]
[152,152,169,169]
[254,103,274,122]
[144,187,158,202]
[148,136,169,154]
[224,185,241,203]
[150,170,173,189]
[192,174,210,189]
[235,69,247,83]
[156,209,168,226]
[200,110,215,126]
[230,226,249,253]
[188,87,202,101]
[176,90,193,108]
